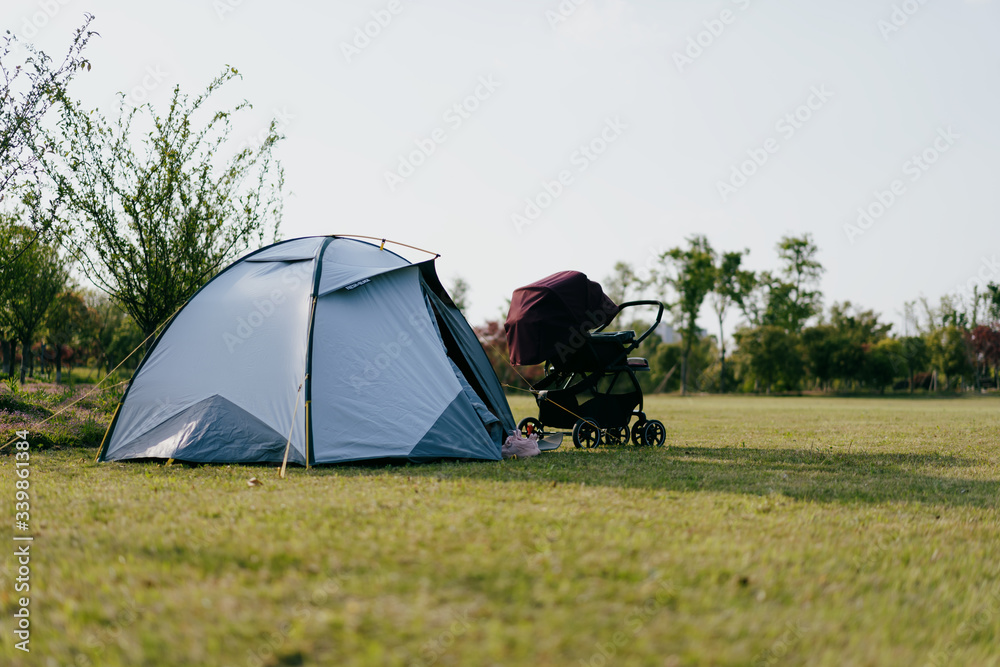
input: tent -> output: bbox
[98,236,514,465]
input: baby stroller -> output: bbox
[504,271,666,448]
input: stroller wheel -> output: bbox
[641,420,666,447]
[631,420,647,446]
[517,417,544,438]
[572,419,602,448]
[605,425,630,446]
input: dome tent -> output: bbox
[98,236,514,465]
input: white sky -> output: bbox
[6,0,999,334]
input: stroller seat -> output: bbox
[556,330,636,372]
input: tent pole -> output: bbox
[305,400,311,469]
[279,382,303,479]
[95,402,122,462]
[304,240,332,468]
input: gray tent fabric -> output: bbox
[109,394,292,463]
[418,268,516,437]
[99,236,513,465]
[105,257,314,463]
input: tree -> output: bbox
[734,269,766,327]
[658,235,715,395]
[734,267,813,334]
[449,277,470,313]
[47,66,285,342]
[0,223,66,383]
[0,17,93,278]
[896,336,930,393]
[801,324,839,390]
[927,325,973,391]
[965,325,1000,391]
[986,282,1000,323]
[771,234,823,332]
[646,340,681,393]
[822,302,891,388]
[604,261,639,305]
[734,325,805,393]
[861,339,900,393]
[710,249,747,393]
[0,210,22,364]
[44,290,89,383]
[473,320,543,390]
[966,285,986,328]
[84,299,144,377]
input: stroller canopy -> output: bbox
[504,271,619,366]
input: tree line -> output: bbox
[0,16,284,385]
[477,233,1000,396]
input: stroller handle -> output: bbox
[594,300,665,346]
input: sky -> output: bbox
[5,0,1000,336]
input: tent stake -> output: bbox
[279,383,304,479]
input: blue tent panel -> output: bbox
[109,394,296,463]
[408,392,501,461]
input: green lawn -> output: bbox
[2,395,998,666]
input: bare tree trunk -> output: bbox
[55,345,63,384]
[680,354,688,395]
[718,315,726,394]
[1,339,9,376]
[681,331,692,396]
[20,341,30,385]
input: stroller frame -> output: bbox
[518,300,667,448]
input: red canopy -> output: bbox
[504,271,619,366]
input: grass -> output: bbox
[1,394,999,666]
[0,380,120,450]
